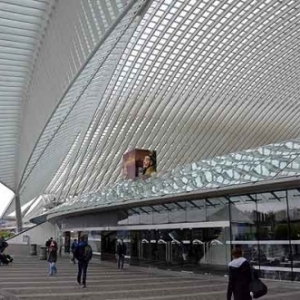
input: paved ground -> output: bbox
[1,257,300,299]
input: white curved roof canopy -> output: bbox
[2,0,300,218]
[0,0,55,189]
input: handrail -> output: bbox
[4,221,46,242]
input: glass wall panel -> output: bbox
[230,191,294,281]
[287,190,300,281]
[229,196,258,261]
[101,231,117,261]
[129,226,230,273]
[88,231,101,256]
[61,188,300,282]
[256,191,292,281]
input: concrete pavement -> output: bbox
[0,256,300,299]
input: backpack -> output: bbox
[81,245,92,261]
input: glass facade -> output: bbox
[98,226,231,275]
[88,231,101,255]
[64,188,300,281]
[230,189,300,281]
[62,230,101,258]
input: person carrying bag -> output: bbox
[249,266,268,298]
[227,248,252,300]
[227,248,268,300]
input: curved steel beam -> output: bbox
[18,0,143,192]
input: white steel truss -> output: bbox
[2,0,300,219]
[0,0,55,190]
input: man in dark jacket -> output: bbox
[74,236,93,288]
[116,240,127,269]
[71,239,78,264]
[0,236,8,254]
[45,237,53,252]
[227,248,252,300]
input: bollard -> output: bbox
[39,246,47,260]
[30,244,37,255]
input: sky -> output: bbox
[8,198,37,218]
[0,183,15,218]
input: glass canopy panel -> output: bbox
[45,138,300,216]
[275,154,300,177]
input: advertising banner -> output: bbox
[123,149,156,179]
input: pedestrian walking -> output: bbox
[47,240,58,276]
[74,236,93,288]
[71,239,78,264]
[0,236,8,254]
[45,237,53,249]
[227,248,252,300]
[116,239,127,269]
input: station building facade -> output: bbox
[41,140,300,282]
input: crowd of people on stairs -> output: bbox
[1,234,268,297]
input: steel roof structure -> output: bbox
[1,0,300,224]
[0,0,55,191]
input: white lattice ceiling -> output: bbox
[2,0,300,218]
[0,0,55,189]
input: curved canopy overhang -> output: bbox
[0,0,55,190]
[43,177,300,224]
[39,138,300,222]
[2,0,300,221]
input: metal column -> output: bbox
[15,194,23,233]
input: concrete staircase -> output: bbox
[0,256,299,299]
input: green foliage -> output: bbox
[0,230,14,239]
[256,227,270,239]
[274,223,300,240]
[274,224,289,240]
